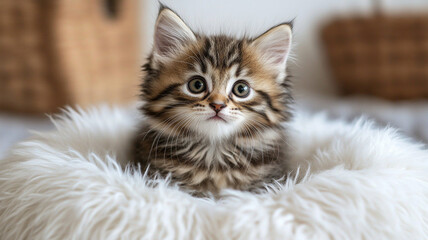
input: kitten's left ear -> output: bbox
[153,8,196,62]
[251,24,292,71]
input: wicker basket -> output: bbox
[322,6,428,100]
[0,0,140,114]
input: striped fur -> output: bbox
[133,7,293,196]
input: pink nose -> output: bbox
[209,103,226,113]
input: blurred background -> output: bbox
[2,0,428,158]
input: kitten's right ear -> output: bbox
[250,23,292,73]
[153,8,196,62]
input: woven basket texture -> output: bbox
[0,0,140,114]
[322,14,428,100]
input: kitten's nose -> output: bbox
[209,103,226,113]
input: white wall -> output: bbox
[141,0,428,98]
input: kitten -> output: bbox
[133,7,293,196]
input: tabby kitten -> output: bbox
[133,7,293,195]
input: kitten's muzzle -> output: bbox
[209,103,226,113]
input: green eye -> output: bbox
[187,76,206,94]
[232,80,250,98]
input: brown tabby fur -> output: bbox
[133,7,293,196]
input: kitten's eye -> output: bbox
[187,76,206,94]
[232,80,250,98]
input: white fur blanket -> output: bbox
[1,106,428,240]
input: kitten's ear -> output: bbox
[251,24,292,71]
[153,8,196,61]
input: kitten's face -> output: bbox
[141,8,293,141]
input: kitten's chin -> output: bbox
[193,119,240,140]
[207,115,227,122]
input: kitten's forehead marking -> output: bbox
[196,36,246,95]
[184,35,260,101]
[199,36,244,72]
[225,65,241,93]
[207,64,245,95]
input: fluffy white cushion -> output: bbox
[1,106,428,240]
